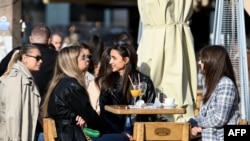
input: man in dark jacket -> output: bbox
[29,24,58,98]
[0,46,21,76]
[0,23,58,141]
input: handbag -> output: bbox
[82,127,101,139]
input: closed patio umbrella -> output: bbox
[137,0,197,121]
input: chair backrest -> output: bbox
[238,119,248,125]
[43,118,57,141]
[194,88,203,117]
[133,122,190,141]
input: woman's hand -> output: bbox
[75,115,86,128]
[191,126,202,139]
[123,132,133,141]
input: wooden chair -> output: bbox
[194,88,203,117]
[133,122,190,141]
[238,119,248,125]
[43,118,57,141]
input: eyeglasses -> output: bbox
[26,54,43,61]
[82,54,92,60]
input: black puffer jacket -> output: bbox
[48,76,101,141]
[99,71,156,134]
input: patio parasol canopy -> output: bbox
[137,0,197,121]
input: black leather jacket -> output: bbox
[99,71,156,134]
[48,76,101,141]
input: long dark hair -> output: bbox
[199,45,239,103]
[95,47,112,90]
[88,34,105,68]
[113,32,134,47]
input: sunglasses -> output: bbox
[82,54,92,60]
[26,54,43,61]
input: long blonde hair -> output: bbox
[41,46,86,117]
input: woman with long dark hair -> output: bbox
[99,43,156,140]
[189,45,240,141]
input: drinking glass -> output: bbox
[130,84,140,105]
[139,82,147,100]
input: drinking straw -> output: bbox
[128,75,134,87]
[138,73,141,87]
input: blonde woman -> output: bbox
[0,44,42,141]
[41,46,129,141]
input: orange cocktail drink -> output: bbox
[130,89,140,97]
[130,84,140,105]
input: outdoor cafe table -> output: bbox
[104,105,186,115]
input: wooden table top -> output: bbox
[104,105,186,115]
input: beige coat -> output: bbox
[85,71,95,88]
[87,81,100,114]
[0,61,41,141]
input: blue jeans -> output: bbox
[37,132,44,141]
[92,133,129,141]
